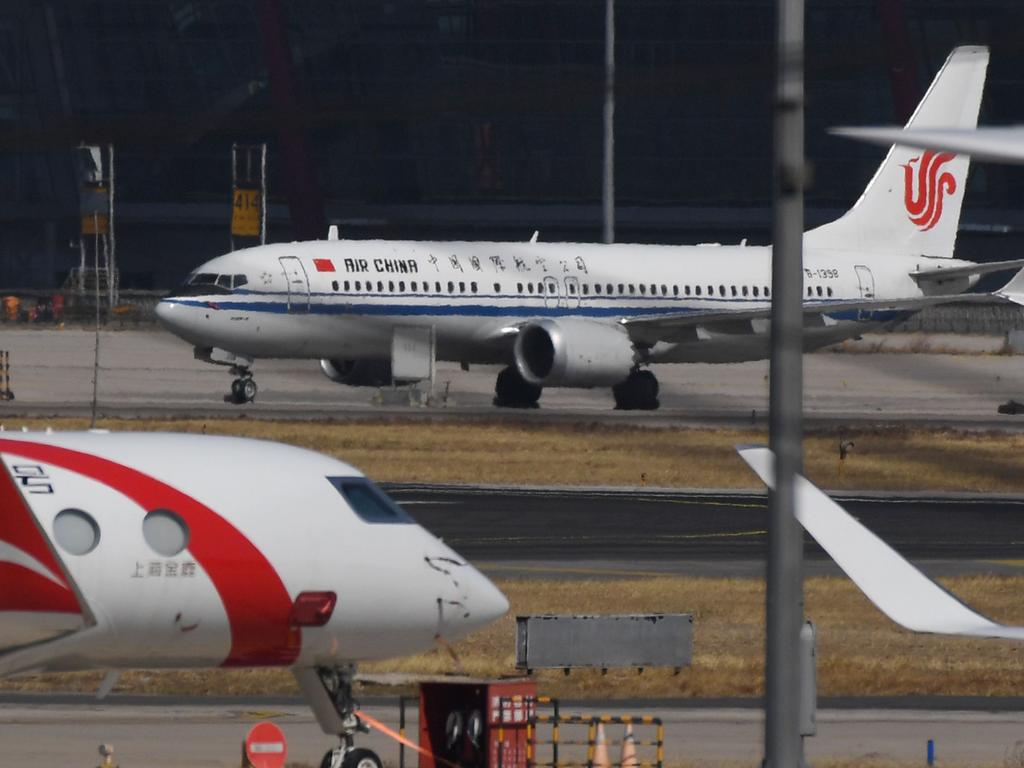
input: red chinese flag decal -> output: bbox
[313,258,335,273]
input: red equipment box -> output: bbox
[419,679,537,768]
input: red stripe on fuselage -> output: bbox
[0,440,300,666]
[0,563,79,613]
[0,460,70,586]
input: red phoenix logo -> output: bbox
[902,151,957,231]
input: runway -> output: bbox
[2,695,1023,767]
[2,328,1024,428]
[387,484,1024,577]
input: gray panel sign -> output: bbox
[515,613,693,670]
[392,325,435,382]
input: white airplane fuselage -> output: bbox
[0,431,507,676]
[156,238,974,366]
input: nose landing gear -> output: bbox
[295,666,383,768]
[226,365,257,404]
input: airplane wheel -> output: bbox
[613,370,660,411]
[241,377,257,403]
[342,748,383,768]
[493,366,541,408]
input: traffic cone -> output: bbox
[593,723,611,768]
[620,724,639,768]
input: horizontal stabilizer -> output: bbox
[995,267,1024,307]
[832,126,1024,166]
[737,446,1024,640]
[910,258,1024,284]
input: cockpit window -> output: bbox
[234,274,248,288]
[327,477,414,524]
[216,274,232,288]
[189,273,218,285]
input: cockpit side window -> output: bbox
[327,477,414,524]
[190,273,218,285]
[216,274,231,288]
[234,274,248,288]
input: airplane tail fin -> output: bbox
[805,46,989,259]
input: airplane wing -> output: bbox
[737,445,1024,640]
[621,293,995,345]
[831,126,1024,165]
[910,258,1024,285]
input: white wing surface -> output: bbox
[737,445,1024,640]
[832,126,1024,165]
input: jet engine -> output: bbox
[320,358,392,387]
[513,318,636,387]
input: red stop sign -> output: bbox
[245,721,287,768]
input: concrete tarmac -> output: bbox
[1,328,1023,427]
[2,698,1023,766]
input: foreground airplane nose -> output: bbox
[154,299,175,328]
[466,567,509,627]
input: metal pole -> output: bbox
[230,142,238,252]
[764,0,806,765]
[108,143,116,307]
[602,0,615,244]
[90,212,101,429]
[260,142,268,244]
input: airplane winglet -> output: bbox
[737,446,1024,640]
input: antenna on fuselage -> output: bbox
[328,224,339,241]
[529,230,539,243]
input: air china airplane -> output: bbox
[0,430,508,768]
[157,46,1023,411]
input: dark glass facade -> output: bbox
[0,1,1022,288]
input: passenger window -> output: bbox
[807,286,813,297]
[651,284,658,295]
[618,284,624,294]
[582,284,589,295]
[695,286,702,296]
[327,478,413,524]
[548,283,556,294]
[753,286,759,297]
[719,285,726,297]
[388,281,394,292]
[399,281,405,291]
[730,286,737,297]
[411,281,418,291]
[471,282,478,293]
[607,284,613,294]
[528,283,534,294]
[517,283,523,293]
[628,284,635,294]
[662,285,668,296]
[765,286,771,297]
[827,286,833,297]
[355,281,361,291]
[569,283,577,295]
[742,286,748,297]
[377,281,383,292]
[595,284,602,294]
[639,284,647,295]
[708,285,714,295]
[816,286,823,297]
[448,281,454,293]
[435,281,441,292]
[459,281,465,292]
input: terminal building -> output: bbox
[1,0,1022,290]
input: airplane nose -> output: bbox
[154,299,174,328]
[465,566,509,627]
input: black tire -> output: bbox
[241,377,258,402]
[493,366,541,408]
[342,748,383,768]
[613,370,660,411]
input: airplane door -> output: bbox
[854,265,875,299]
[564,276,581,309]
[279,256,311,313]
[542,276,560,308]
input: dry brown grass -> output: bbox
[8,575,1024,700]
[3,417,1024,491]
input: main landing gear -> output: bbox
[493,365,542,408]
[226,365,257,404]
[315,667,382,768]
[613,368,660,411]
